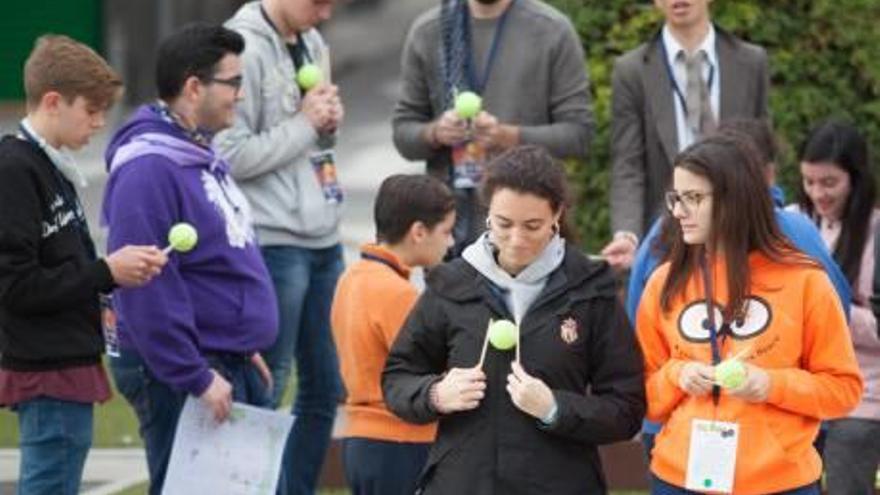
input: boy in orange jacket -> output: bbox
[331,174,455,495]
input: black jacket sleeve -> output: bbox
[542,296,646,444]
[0,160,113,314]
[382,289,451,424]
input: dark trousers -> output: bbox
[651,476,820,495]
[342,438,430,495]
[111,349,271,495]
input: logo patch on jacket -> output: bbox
[560,317,579,344]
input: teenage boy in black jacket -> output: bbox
[0,35,166,495]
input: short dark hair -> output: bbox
[375,175,455,244]
[480,145,576,240]
[715,118,778,166]
[155,23,244,100]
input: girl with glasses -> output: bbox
[636,133,862,494]
[788,120,880,494]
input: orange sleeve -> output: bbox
[376,285,419,352]
[635,269,687,422]
[765,270,863,419]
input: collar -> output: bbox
[19,118,87,187]
[360,244,412,279]
[662,23,717,68]
[154,100,214,148]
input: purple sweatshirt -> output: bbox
[101,105,278,396]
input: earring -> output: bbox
[552,221,560,235]
[485,217,492,230]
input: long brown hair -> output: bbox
[659,134,814,320]
[797,120,876,287]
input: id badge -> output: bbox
[100,294,120,357]
[309,149,344,204]
[451,140,488,190]
[685,419,739,493]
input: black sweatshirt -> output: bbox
[0,135,114,371]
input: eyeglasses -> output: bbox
[665,190,712,213]
[204,75,243,90]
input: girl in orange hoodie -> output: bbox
[636,132,863,494]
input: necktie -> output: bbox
[682,49,716,137]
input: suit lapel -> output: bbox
[644,39,679,165]
[717,32,746,120]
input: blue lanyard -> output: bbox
[18,124,97,260]
[658,38,716,120]
[699,254,723,406]
[463,0,517,94]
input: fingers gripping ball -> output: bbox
[488,320,518,351]
[454,91,482,120]
[168,223,199,253]
[715,359,747,389]
[296,64,324,91]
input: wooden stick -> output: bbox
[726,345,753,363]
[515,320,521,364]
[476,319,493,369]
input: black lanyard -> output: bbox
[658,38,716,120]
[463,0,517,94]
[18,124,97,260]
[699,253,724,406]
[361,252,408,279]
[260,6,313,70]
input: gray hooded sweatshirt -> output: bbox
[462,232,565,325]
[214,2,341,248]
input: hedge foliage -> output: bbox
[545,0,880,252]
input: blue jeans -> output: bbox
[15,397,93,495]
[111,349,272,495]
[651,476,820,495]
[342,438,430,495]
[260,244,344,495]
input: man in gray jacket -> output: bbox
[214,1,344,493]
[601,0,769,270]
[392,0,593,257]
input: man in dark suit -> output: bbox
[602,0,769,269]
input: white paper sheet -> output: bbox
[162,397,294,495]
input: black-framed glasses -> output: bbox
[665,190,713,213]
[204,75,243,90]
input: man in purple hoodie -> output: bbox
[101,24,279,495]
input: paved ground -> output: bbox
[0,0,431,493]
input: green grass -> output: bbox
[0,366,142,447]
[0,359,298,448]
[2,367,649,495]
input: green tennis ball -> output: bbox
[488,319,518,351]
[296,64,323,91]
[716,359,747,390]
[454,91,482,119]
[168,223,198,253]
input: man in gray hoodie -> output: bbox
[214,1,344,494]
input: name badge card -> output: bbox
[685,419,739,493]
